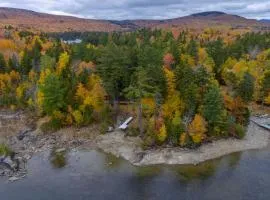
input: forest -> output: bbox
[1,27,270,148]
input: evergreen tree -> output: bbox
[202,84,225,134]
[97,44,132,122]
[0,53,6,73]
[175,62,199,116]
[237,72,255,102]
[206,39,227,81]
[8,54,19,71]
[32,39,42,70]
[125,67,157,136]
[262,70,270,100]
[187,39,198,62]
[39,74,68,115]
[40,55,56,71]
[20,50,32,75]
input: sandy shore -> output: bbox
[96,118,270,166]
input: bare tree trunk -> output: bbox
[138,102,143,137]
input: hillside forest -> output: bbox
[1,27,270,148]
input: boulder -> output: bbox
[55,148,66,154]
[8,176,20,182]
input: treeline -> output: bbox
[1,28,270,148]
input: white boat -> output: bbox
[119,117,133,130]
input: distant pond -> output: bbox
[1,146,270,200]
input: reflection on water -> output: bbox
[228,152,242,168]
[1,148,270,200]
[135,165,162,178]
[172,160,219,182]
[103,152,123,169]
[171,152,242,182]
[50,149,67,168]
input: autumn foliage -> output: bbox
[0,27,268,148]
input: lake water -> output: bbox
[1,146,270,200]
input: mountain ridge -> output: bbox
[0,7,269,33]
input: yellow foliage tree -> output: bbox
[188,114,207,144]
[264,93,270,105]
[77,61,95,75]
[181,54,195,67]
[72,110,84,126]
[157,124,167,143]
[223,92,234,111]
[56,52,69,75]
[76,74,106,112]
[37,91,44,109]
[179,132,188,147]
[28,70,37,83]
[162,67,184,120]
[142,97,155,117]
[198,48,215,73]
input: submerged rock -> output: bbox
[55,148,66,154]
[8,176,20,182]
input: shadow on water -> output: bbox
[228,152,242,168]
[50,149,67,169]
[135,165,162,179]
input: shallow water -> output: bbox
[1,146,270,200]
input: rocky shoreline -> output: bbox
[0,111,95,181]
[96,118,270,166]
[1,110,270,181]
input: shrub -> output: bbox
[40,117,63,134]
[156,124,167,144]
[72,110,84,126]
[0,144,11,156]
[99,121,109,135]
[235,124,245,139]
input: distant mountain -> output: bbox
[260,19,270,23]
[0,7,122,32]
[190,11,227,17]
[0,8,269,33]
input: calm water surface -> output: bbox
[1,145,270,200]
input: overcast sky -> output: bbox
[0,0,269,20]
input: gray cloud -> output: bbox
[0,0,269,20]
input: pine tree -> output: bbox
[20,50,32,75]
[8,54,19,71]
[206,39,227,81]
[237,72,254,102]
[262,70,270,101]
[125,67,157,136]
[39,74,68,115]
[187,39,198,62]
[0,53,6,73]
[32,39,42,70]
[202,84,225,133]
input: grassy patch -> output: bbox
[0,144,11,156]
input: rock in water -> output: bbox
[55,148,66,153]
[23,154,31,160]
[8,176,20,182]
